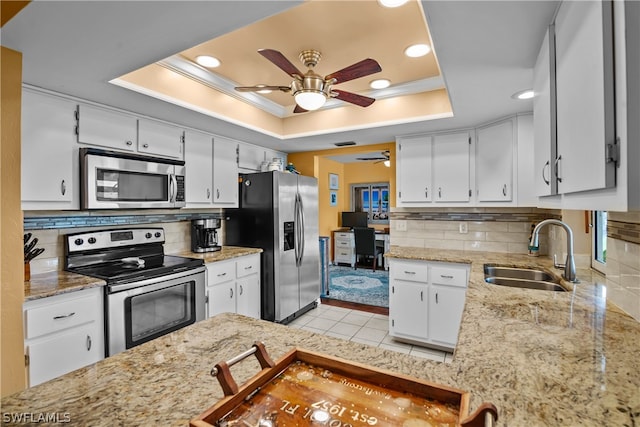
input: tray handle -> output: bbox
[210,341,276,396]
[459,402,498,427]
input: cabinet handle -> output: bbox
[438,187,442,198]
[403,270,416,275]
[502,184,507,197]
[420,291,423,301]
[436,293,439,304]
[125,140,133,146]
[554,155,562,183]
[53,312,75,320]
[392,286,395,293]
[440,274,454,279]
[230,288,234,298]
[425,187,428,198]
[216,189,220,199]
[86,335,92,351]
[217,272,227,277]
[60,179,66,196]
[542,161,550,185]
[244,266,252,270]
[239,285,244,295]
[142,143,149,148]
[207,188,211,199]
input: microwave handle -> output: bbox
[169,174,176,203]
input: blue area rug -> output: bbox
[324,265,389,308]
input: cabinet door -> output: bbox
[237,142,265,171]
[428,285,466,347]
[476,119,513,202]
[184,130,213,205]
[389,280,428,341]
[397,137,432,203]
[236,275,261,319]
[533,26,558,197]
[555,0,615,194]
[137,119,183,159]
[432,132,470,202]
[207,282,236,318]
[212,136,239,206]
[26,322,102,387]
[77,104,137,152]
[21,90,78,209]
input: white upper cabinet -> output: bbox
[184,130,213,206]
[76,104,137,152]
[432,131,470,203]
[238,142,266,172]
[212,136,239,207]
[396,135,432,203]
[533,26,558,197]
[22,89,79,210]
[476,118,513,202]
[554,0,616,194]
[137,119,184,159]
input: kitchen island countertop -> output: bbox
[5,247,639,426]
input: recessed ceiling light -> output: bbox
[378,0,409,7]
[195,55,220,68]
[370,79,391,89]
[404,44,431,58]
[512,89,534,100]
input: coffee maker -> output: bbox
[191,218,221,253]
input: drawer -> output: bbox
[335,248,353,258]
[334,232,352,239]
[25,291,100,340]
[335,239,352,248]
[236,255,260,278]
[431,265,468,288]
[207,260,235,286]
[390,260,428,283]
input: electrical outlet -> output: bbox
[459,222,468,234]
[396,220,407,231]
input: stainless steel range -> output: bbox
[64,227,205,356]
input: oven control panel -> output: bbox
[66,228,165,252]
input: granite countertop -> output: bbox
[174,246,262,263]
[24,271,106,301]
[7,247,639,426]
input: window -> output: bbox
[351,182,389,224]
[592,211,607,274]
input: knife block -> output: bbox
[24,261,30,281]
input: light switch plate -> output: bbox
[396,220,407,231]
[459,222,468,234]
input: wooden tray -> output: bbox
[191,342,497,427]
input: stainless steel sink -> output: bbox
[483,265,566,292]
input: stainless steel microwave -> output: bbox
[80,148,185,209]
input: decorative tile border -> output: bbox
[608,220,640,245]
[24,212,224,230]
[389,211,560,222]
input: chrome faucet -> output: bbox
[529,219,578,283]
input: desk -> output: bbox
[332,229,390,270]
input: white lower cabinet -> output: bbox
[333,232,355,267]
[388,259,469,351]
[23,287,104,387]
[206,254,261,319]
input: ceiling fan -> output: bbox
[235,49,382,113]
[356,150,391,165]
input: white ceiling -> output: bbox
[1,1,559,154]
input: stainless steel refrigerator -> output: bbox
[225,171,320,323]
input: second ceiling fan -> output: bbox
[235,49,382,113]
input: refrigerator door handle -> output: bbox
[298,192,305,265]
[294,193,301,267]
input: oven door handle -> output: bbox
[108,266,206,293]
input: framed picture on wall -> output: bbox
[329,191,338,206]
[329,173,339,190]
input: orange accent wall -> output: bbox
[1,46,27,396]
[287,142,395,258]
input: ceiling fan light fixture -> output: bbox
[195,55,221,68]
[255,85,273,94]
[294,90,327,111]
[404,44,431,58]
[378,0,409,8]
[370,79,391,89]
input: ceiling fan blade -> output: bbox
[332,90,376,107]
[293,104,308,114]
[258,49,303,78]
[325,58,382,84]
[234,85,291,92]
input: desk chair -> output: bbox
[353,227,384,271]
